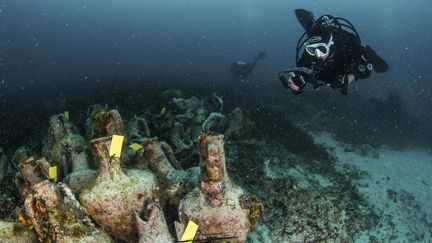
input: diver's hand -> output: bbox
[287,72,300,91]
[347,74,355,84]
[279,70,305,94]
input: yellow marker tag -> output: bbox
[129,143,143,151]
[181,220,199,243]
[49,166,57,182]
[64,111,69,120]
[160,106,166,116]
[109,135,124,157]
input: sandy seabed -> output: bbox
[313,132,432,242]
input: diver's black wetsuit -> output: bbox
[297,28,372,91]
[280,9,389,95]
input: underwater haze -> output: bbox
[2,0,432,127]
[2,1,432,94]
[1,0,432,242]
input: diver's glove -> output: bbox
[279,71,308,94]
[279,68,311,94]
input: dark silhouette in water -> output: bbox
[230,52,266,79]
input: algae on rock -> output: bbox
[41,113,95,194]
[15,157,113,243]
[42,114,87,180]
[176,134,263,242]
[0,220,38,243]
[139,138,199,208]
[136,202,173,243]
[88,107,126,139]
[79,136,157,242]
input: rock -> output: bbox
[15,157,113,243]
[161,90,186,100]
[12,146,34,169]
[0,221,38,243]
[136,202,173,243]
[79,136,157,242]
[40,114,95,193]
[176,134,263,242]
[170,96,204,112]
[170,122,193,153]
[202,112,225,135]
[139,138,199,208]
[42,114,87,179]
[63,151,96,195]
[87,106,126,139]
[144,93,227,167]
[205,93,224,113]
[126,115,151,143]
[225,108,256,140]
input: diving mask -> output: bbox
[305,34,334,58]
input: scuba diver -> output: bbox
[231,51,266,79]
[279,9,389,95]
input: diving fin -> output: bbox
[295,9,315,32]
[256,51,266,60]
[365,45,389,73]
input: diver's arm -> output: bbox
[278,51,315,94]
[282,67,315,94]
[297,51,312,68]
[285,52,315,93]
